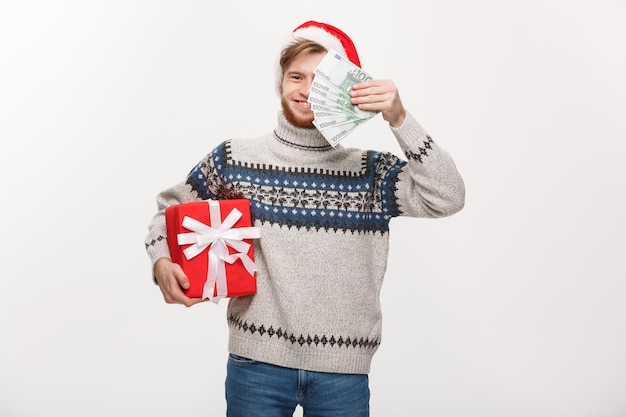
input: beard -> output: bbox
[281,96,315,129]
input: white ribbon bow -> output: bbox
[176,200,261,303]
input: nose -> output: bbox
[303,79,314,97]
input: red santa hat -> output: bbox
[276,21,361,91]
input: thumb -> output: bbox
[172,263,191,290]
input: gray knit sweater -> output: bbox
[145,111,465,374]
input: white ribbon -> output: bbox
[176,200,261,303]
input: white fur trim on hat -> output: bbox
[291,26,348,58]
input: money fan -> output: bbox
[308,50,379,146]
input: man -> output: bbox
[145,20,465,417]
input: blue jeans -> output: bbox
[225,354,370,417]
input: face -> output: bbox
[280,50,326,129]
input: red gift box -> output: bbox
[165,199,261,303]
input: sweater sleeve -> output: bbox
[387,112,465,218]
[144,145,226,273]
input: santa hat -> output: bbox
[276,21,361,91]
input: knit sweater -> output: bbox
[145,111,465,374]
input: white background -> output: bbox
[1,1,625,416]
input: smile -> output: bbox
[296,100,311,109]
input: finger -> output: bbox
[164,279,203,307]
[159,273,191,303]
[160,284,188,305]
[352,79,382,90]
[171,263,191,290]
[352,88,397,105]
[353,93,396,111]
[185,297,206,307]
[177,274,190,290]
[351,85,383,98]
[166,274,205,307]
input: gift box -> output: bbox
[165,199,261,303]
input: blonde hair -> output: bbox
[278,39,327,85]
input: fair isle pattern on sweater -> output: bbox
[185,140,408,235]
[145,111,465,374]
[227,314,380,350]
[404,134,434,163]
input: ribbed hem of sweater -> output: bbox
[228,331,374,374]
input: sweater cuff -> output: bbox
[145,238,171,285]
[389,111,429,145]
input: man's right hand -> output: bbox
[154,258,204,307]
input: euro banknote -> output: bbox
[308,49,379,146]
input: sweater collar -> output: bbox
[273,112,334,151]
